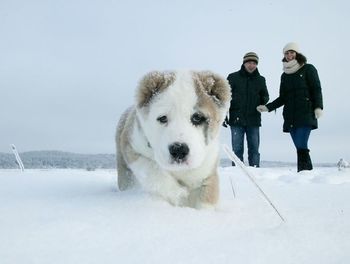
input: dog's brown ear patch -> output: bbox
[136,71,176,108]
[193,71,231,107]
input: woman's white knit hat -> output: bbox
[283,42,300,54]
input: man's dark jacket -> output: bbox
[227,65,269,127]
[266,64,323,132]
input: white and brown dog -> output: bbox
[116,71,230,208]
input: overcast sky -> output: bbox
[0,0,349,162]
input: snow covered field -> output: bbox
[0,166,349,264]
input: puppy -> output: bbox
[116,70,230,208]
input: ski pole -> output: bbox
[223,144,285,222]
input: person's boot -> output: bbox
[297,148,313,172]
[297,149,303,172]
[304,149,313,171]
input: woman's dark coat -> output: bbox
[266,64,323,132]
[227,65,269,127]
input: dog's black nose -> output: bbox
[169,142,189,161]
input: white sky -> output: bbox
[0,0,349,162]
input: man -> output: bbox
[224,52,269,167]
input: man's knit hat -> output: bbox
[243,52,259,64]
[283,42,300,54]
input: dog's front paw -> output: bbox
[167,187,189,207]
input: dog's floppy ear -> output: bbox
[136,71,176,108]
[193,71,231,107]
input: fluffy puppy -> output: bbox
[116,70,230,208]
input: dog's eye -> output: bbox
[157,115,168,124]
[191,113,207,126]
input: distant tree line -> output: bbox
[0,151,335,169]
[0,151,116,169]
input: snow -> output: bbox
[0,166,349,264]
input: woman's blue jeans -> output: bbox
[289,126,312,149]
[230,126,260,167]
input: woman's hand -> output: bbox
[314,108,323,119]
[256,105,269,113]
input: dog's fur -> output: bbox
[116,70,230,208]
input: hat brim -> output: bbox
[243,59,258,64]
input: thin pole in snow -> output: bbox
[11,144,24,172]
[228,172,236,198]
[223,144,285,222]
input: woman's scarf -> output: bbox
[283,59,303,74]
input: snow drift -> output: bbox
[0,166,349,264]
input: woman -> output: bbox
[257,42,323,172]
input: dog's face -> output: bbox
[135,71,230,171]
